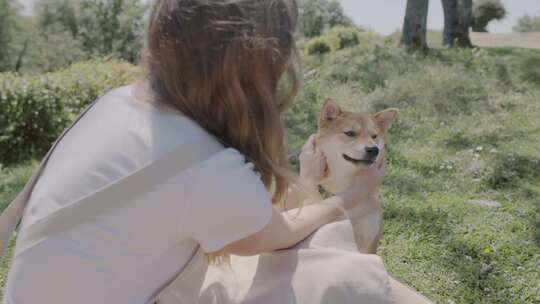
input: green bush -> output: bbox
[513,13,540,32]
[519,54,540,85]
[306,37,332,56]
[472,0,507,32]
[324,26,361,50]
[0,59,140,165]
[485,154,540,190]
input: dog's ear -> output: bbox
[373,108,399,133]
[320,98,342,123]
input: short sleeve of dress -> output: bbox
[181,148,273,253]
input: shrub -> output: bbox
[485,154,540,190]
[472,0,507,32]
[518,55,540,85]
[306,37,332,56]
[0,59,140,165]
[513,13,540,33]
[0,0,18,72]
[324,26,360,50]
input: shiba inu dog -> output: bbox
[315,98,398,254]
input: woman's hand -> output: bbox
[338,158,386,210]
[298,135,327,187]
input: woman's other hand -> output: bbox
[298,135,327,186]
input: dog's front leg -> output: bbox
[347,194,383,254]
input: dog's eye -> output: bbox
[371,134,378,139]
[343,130,356,137]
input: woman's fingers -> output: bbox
[299,134,327,185]
[302,134,316,153]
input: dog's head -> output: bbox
[315,98,398,194]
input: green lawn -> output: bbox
[378,94,540,304]
[1,39,539,303]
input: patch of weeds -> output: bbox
[445,131,509,152]
[518,55,540,85]
[485,154,540,190]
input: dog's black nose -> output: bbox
[365,146,379,158]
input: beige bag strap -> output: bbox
[14,137,222,256]
[12,135,221,304]
[0,98,101,261]
[1,95,225,303]
[0,94,224,304]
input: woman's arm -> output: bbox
[224,196,344,256]
[224,134,385,256]
[224,172,380,256]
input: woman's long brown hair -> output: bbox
[142,0,300,205]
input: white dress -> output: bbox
[4,84,395,304]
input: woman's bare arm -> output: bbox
[224,195,346,256]
[223,134,384,256]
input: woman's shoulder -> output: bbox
[30,82,222,201]
[95,82,220,156]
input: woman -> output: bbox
[4,0,431,303]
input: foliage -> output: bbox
[21,21,88,73]
[76,0,147,63]
[472,0,507,32]
[305,37,332,55]
[302,26,368,57]
[0,60,140,165]
[325,0,352,28]
[38,0,79,36]
[0,0,147,73]
[513,13,540,33]
[0,0,20,71]
[324,26,361,50]
[299,0,352,38]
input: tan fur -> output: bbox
[315,98,398,254]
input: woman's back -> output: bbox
[5,84,272,304]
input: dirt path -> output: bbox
[470,32,540,49]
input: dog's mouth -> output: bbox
[342,154,375,165]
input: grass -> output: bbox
[379,99,540,303]
[287,34,540,303]
[1,33,539,303]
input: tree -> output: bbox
[471,0,506,32]
[400,0,430,52]
[300,0,351,38]
[34,0,146,63]
[77,0,146,62]
[441,0,473,47]
[37,0,79,36]
[513,13,540,33]
[21,22,87,72]
[326,0,352,28]
[0,0,20,71]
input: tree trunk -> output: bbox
[400,0,429,52]
[442,0,459,46]
[441,0,473,47]
[457,0,473,47]
[14,39,29,72]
